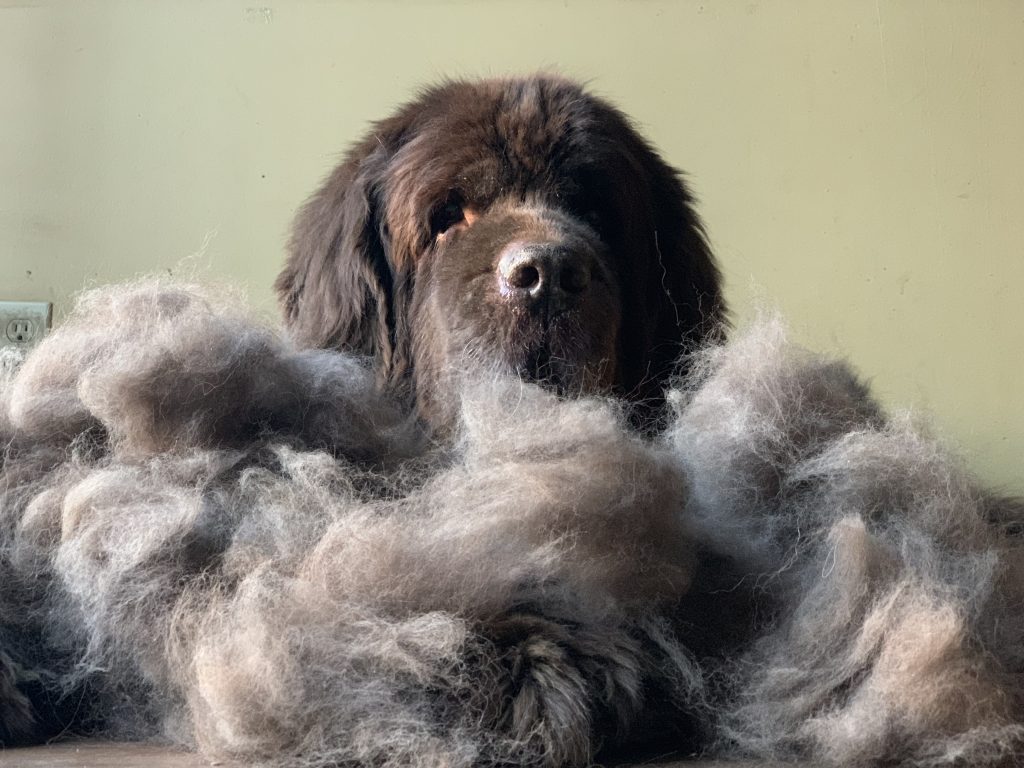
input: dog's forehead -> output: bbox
[380,77,644,265]
[397,78,607,196]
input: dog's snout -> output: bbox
[497,244,592,313]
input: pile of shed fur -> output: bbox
[1,280,1022,767]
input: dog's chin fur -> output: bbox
[1,279,1023,766]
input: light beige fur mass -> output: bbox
[1,280,1021,766]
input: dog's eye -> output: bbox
[581,208,602,232]
[430,200,466,237]
[563,192,604,237]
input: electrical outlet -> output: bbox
[0,301,53,349]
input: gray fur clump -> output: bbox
[1,282,1021,767]
[670,320,1024,766]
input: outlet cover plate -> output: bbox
[0,301,53,349]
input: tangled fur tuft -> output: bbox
[670,320,1024,766]
[1,282,1021,766]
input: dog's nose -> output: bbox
[497,244,592,314]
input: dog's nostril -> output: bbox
[509,264,541,290]
[560,264,590,295]
[498,244,591,309]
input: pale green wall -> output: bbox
[1,1,1021,492]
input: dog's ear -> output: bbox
[275,142,396,371]
[644,154,726,350]
[615,136,727,403]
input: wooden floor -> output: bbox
[0,742,212,768]
[0,742,781,767]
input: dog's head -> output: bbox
[277,75,725,430]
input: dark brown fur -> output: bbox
[276,75,725,429]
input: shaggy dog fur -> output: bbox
[1,280,1022,767]
[275,76,725,430]
[2,77,1022,767]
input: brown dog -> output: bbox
[276,75,725,429]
